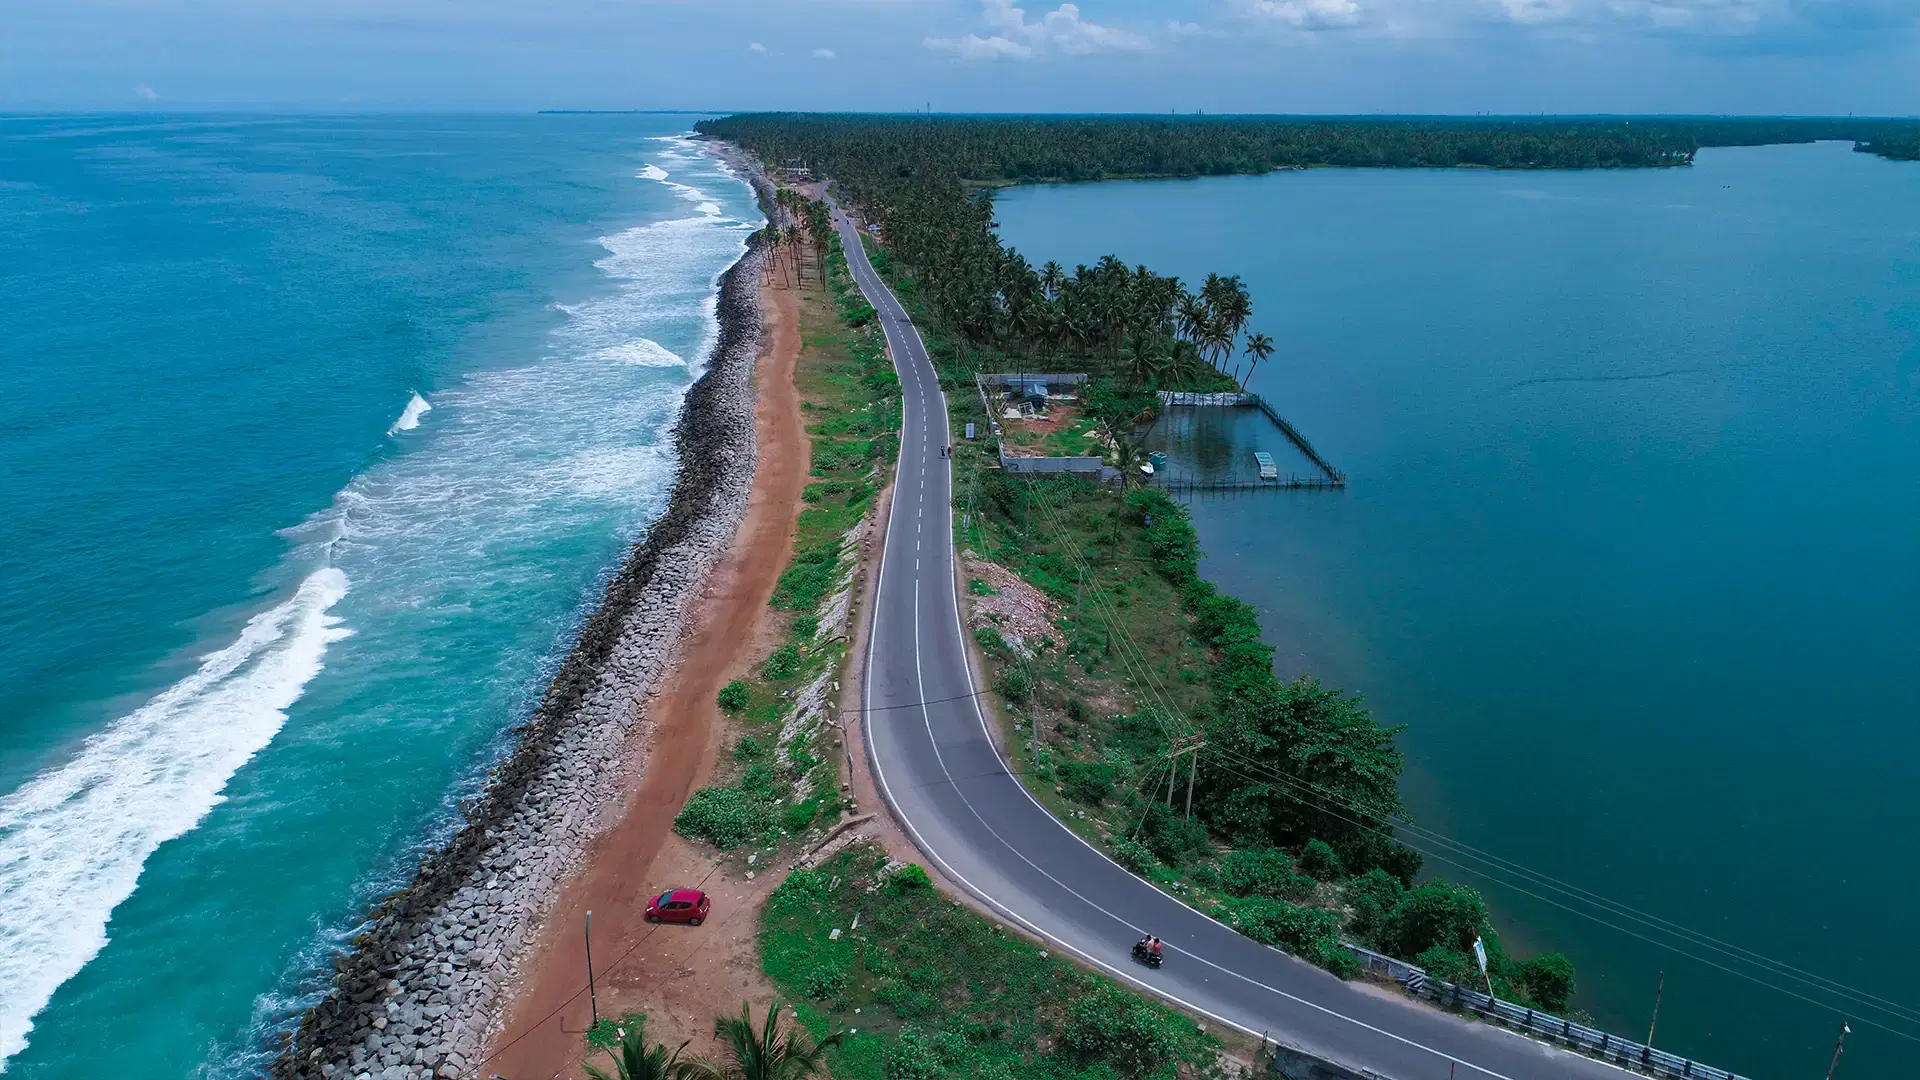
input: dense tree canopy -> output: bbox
[701,114,1920,187]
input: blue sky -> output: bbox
[2,0,1915,114]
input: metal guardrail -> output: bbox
[1338,944,1756,1080]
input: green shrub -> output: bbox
[717,679,751,714]
[1137,803,1209,866]
[762,643,801,680]
[973,625,1006,652]
[1520,953,1576,1013]
[1383,881,1489,960]
[804,960,849,1000]
[1298,839,1345,881]
[1227,896,1343,967]
[1220,847,1312,900]
[968,578,998,595]
[673,785,777,849]
[883,1028,940,1080]
[996,667,1032,703]
[877,979,935,1019]
[1113,838,1156,874]
[1066,697,1089,723]
[1414,945,1477,988]
[732,734,765,761]
[1059,761,1118,805]
[771,543,841,611]
[1124,488,1199,586]
[792,614,820,639]
[1060,981,1175,1076]
[887,863,933,894]
[1342,868,1405,946]
[783,798,821,834]
[767,866,830,914]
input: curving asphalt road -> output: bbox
[831,201,1626,1080]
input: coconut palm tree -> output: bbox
[1039,260,1066,300]
[783,225,805,284]
[687,1002,842,1080]
[583,1023,698,1080]
[1175,292,1209,346]
[1240,332,1275,392]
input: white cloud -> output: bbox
[1233,0,1364,29]
[812,47,837,58]
[924,34,1036,59]
[924,0,1150,61]
[1166,20,1226,38]
[133,84,158,100]
[1489,0,1843,34]
[747,41,767,53]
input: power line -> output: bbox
[1018,476,1920,1039]
[1198,752,1920,1044]
[459,860,724,1077]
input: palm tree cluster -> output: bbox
[741,134,1278,398]
[758,189,833,289]
[584,1001,840,1080]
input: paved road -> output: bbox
[830,203,1626,1080]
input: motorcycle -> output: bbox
[1131,940,1163,969]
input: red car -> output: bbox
[645,888,710,926]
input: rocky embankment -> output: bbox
[274,236,768,1080]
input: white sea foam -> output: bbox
[598,339,685,368]
[388,392,432,434]
[0,568,350,1068]
[0,131,764,1077]
[662,179,723,218]
[638,164,667,182]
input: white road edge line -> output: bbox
[841,214,1522,1080]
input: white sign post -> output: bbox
[1472,936,1493,995]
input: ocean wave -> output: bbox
[598,339,685,368]
[638,164,667,182]
[387,392,432,435]
[0,568,351,1069]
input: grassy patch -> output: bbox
[761,845,1235,1080]
[675,228,897,856]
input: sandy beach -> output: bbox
[482,232,810,1080]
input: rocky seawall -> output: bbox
[274,235,767,1080]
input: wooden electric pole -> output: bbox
[1647,971,1664,1047]
[1825,1023,1850,1080]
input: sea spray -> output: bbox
[387,392,432,434]
[0,568,350,1067]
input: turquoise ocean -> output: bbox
[994,142,1920,1079]
[0,114,758,1076]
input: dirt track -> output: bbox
[483,272,806,1080]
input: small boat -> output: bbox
[1148,451,1169,469]
[1139,461,1155,477]
[1253,451,1278,480]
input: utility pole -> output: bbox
[1646,971,1664,1048]
[1072,570,1084,649]
[1032,685,1041,772]
[584,909,600,1027]
[1825,1023,1850,1080]
[1186,745,1198,821]
[1169,735,1205,819]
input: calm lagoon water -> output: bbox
[994,142,1920,1078]
[0,114,756,1076]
